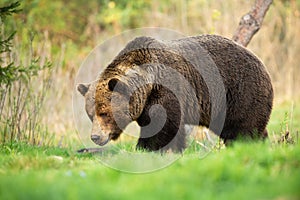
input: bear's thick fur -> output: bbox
[78,34,273,152]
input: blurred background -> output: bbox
[1,0,299,146]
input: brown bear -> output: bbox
[78,34,273,152]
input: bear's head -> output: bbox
[77,64,152,146]
[78,76,133,146]
[77,36,164,147]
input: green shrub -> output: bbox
[0,2,52,145]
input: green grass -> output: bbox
[268,99,300,135]
[0,100,299,200]
[0,141,300,200]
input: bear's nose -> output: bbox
[91,134,100,142]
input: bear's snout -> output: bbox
[91,134,110,146]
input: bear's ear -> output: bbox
[108,78,129,94]
[77,83,90,96]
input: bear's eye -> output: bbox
[108,78,118,91]
[107,78,129,96]
[99,113,108,117]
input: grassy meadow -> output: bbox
[1,0,300,200]
[0,99,299,200]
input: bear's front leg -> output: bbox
[136,87,186,153]
[137,122,186,153]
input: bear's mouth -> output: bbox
[91,134,111,146]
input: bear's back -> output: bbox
[186,35,273,136]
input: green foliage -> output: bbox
[0,1,23,84]
[0,59,50,85]
[0,1,53,145]
[101,0,151,29]
[0,2,19,63]
[0,59,52,145]
[0,1,21,20]
[0,31,15,55]
[16,0,150,45]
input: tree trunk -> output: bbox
[232,0,273,47]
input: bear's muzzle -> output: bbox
[91,134,111,146]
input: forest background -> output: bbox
[2,0,299,145]
[0,1,300,199]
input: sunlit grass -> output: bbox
[0,136,300,199]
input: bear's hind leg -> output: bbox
[221,127,268,145]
